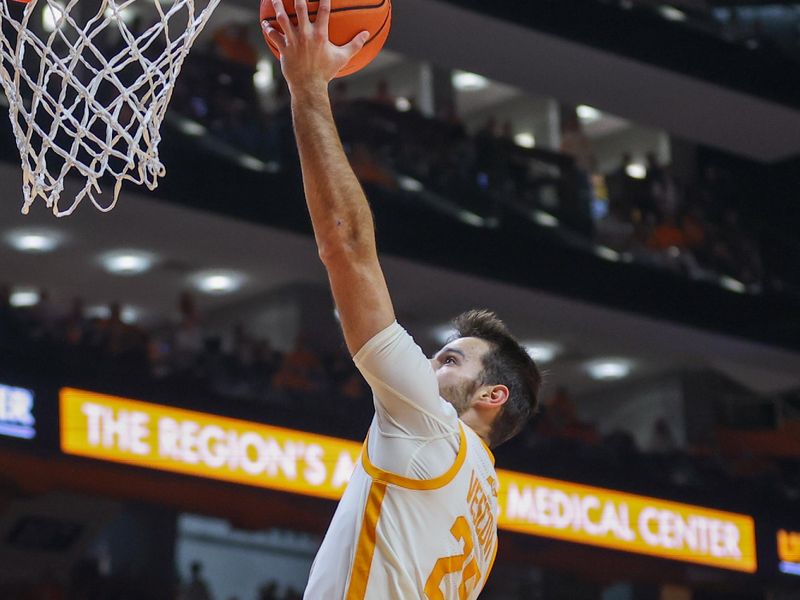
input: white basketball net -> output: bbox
[0,0,220,216]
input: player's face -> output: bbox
[430,337,492,416]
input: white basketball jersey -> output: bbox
[304,323,500,600]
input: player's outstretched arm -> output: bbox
[263,0,395,356]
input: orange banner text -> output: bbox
[59,388,757,572]
[60,388,362,501]
[497,470,756,573]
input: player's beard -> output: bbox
[439,378,480,416]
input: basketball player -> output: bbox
[263,1,541,598]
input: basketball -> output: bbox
[260,0,392,78]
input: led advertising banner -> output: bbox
[778,530,800,576]
[60,388,360,501]
[0,382,36,440]
[60,388,756,572]
[498,471,756,573]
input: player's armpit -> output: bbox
[322,246,396,357]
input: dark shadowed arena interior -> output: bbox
[0,0,799,598]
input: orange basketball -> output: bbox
[260,0,391,78]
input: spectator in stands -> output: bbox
[536,387,599,445]
[272,334,325,395]
[172,292,205,374]
[331,81,349,116]
[0,283,15,339]
[372,79,394,107]
[350,142,395,188]
[559,108,595,236]
[93,302,144,361]
[180,561,214,600]
[651,163,682,220]
[646,215,685,252]
[648,417,677,454]
[212,23,258,68]
[29,288,59,341]
[60,297,87,347]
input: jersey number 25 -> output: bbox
[424,516,482,600]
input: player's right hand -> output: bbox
[262,0,369,94]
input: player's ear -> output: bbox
[478,384,508,408]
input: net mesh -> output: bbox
[0,0,220,216]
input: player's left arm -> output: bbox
[263,0,395,356]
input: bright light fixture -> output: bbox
[86,305,110,320]
[104,5,136,23]
[586,359,632,380]
[100,250,155,276]
[626,163,647,179]
[533,210,559,228]
[595,245,621,262]
[395,97,412,112]
[659,5,687,21]
[239,155,268,172]
[121,306,140,324]
[720,276,746,294]
[452,71,489,92]
[524,342,562,364]
[192,270,246,295]
[432,325,457,345]
[6,229,63,253]
[398,175,424,192]
[10,287,40,307]
[86,304,140,324]
[254,59,274,90]
[514,132,536,149]
[177,119,206,137]
[577,105,601,123]
[42,3,65,32]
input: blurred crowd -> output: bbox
[2,282,798,508]
[0,287,371,434]
[165,37,791,293]
[504,385,800,509]
[0,560,301,600]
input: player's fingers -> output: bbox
[271,0,296,42]
[315,0,331,34]
[295,0,311,33]
[262,22,287,50]
[341,30,369,58]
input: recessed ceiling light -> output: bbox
[395,97,412,112]
[103,5,136,24]
[253,59,274,90]
[192,270,247,295]
[6,229,63,253]
[720,276,746,294]
[659,5,687,21]
[533,210,559,228]
[576,105,601,123]
[398,176,424,192]
[177,118,207,137]
[432,325,458,345]
[514,132,536,149]
[86,304,141,324]
[100,250,156,276]
[626,163,647,179]
[524,342,562,363]
[10,287,40,307]
[42,3,65,32]
[452,71,489,92]
[595,245,621,262]
[586,359,633,380]
[121,306,140,324]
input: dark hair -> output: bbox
[451,309,541,448]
